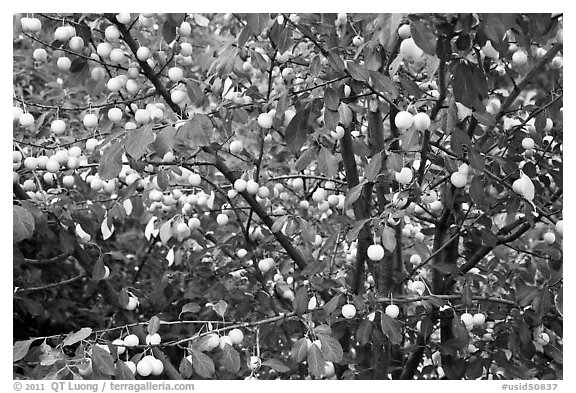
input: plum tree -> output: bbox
[12,12,563,382]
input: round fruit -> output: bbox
[246,180,259,195]
[69,36,84,51]
[228,328,244,345]
[258,186,270,199]
[90,178,104,191]
[555,220,563,236]
[413,112,431,131]
[23,156,38,170]
[395,167,413,185]
[257,113,274,129]
[460,312,474,327]
[135,109,151,124]
[352,35,364,46]
[342,304,357,319]
[57,56,72,71]
[19,112,35,127]
[473,313,486,326]
[105,25,121,41]
[331,125,345,140]
[450,172,467,188]
[394,111,414,130]
[125,296,139,311]
[521,137,535,150]
[179,21,192,36]
[136,46,151,61]
[83,113,98,128]
[112,339,126,355]
[543,231,556,245]
[537,332,550,346]
[123,334,139,347]
[216,213,229,226]
[219,335,233,349]
[108,107,123,122]
[234,179,247,192]
[176,222,191,237]
[248,356,261,370]
[481,41,499,59]
[512,51,528,66]
[258,258,275,273]
[77,359,93,376]
[51,119,66,135]
[150,358,164,376]
[367,244,384,261]
[398,24,411,39]
[136,358,152,377]
[385,304,400,319]
[180,42,193,56]
[172,89,188,105]
[168,67,184,82]
[229,140,243,154]
[33,48,48,62]
[109,48,125,63]
[146,333,161,345]
[400,38,423,62]
[116,13,131,24]
[45,158,61,173]
[411,281,425,294]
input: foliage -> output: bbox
[13,12,563,380]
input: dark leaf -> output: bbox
[285,106,312,153]
[346,218,371,243]
[179,356,193,378]
[154,126,176,157]
[161,22,176,44]
[74,24,92,44]
[13,205,35,243]
[380,313,403,345]
[190,349,215,378]
[290,338,309,362]
[186,80,205,107]
[293,286,309,316]
[356,319,373,345]
[323,294,343,318]
[324,87,340,111]
[147,316,161,335]
[307,344,325,378]
[261,358,290,373]
[324,108,340,130]
[480,14,517,45]
[451,60,488,108]
[387,152,403,172]
[364,151,383,182]
[370,71,398,98]
[317,147,339,177]
[328,49,346,74]
[344,181,366,209]
[295,146,319,172]
[221,344,240,373]
[347,61,369,82]
[411,19,437,55]
[98,137,125,180]
[13,339,34,362]
[91,345,115,376]
[180,302,201,317]
[115,360,135,380]
[318,335,344,363]
[166,13,186,27]
[468,148,485,171]
[381,226,396,252]
[176,114,213,147]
